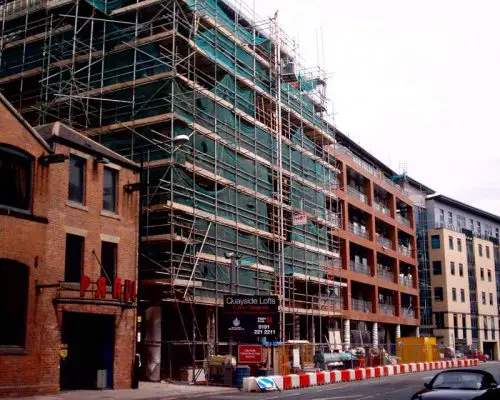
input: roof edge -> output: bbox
[427,194,500,224]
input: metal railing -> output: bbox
[399,275,414,288]
[376,235,393,249]
[347,186,368,204]
[377,267,394,282]
[348,223,370,239]
[379,304,395,316]
[350,261,371,276]
[399,245,413,258]
[401,308,416,319]
[352,299,373,312]
[397,214,411,227]
[375,202,391,216]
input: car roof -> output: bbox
[435,369,493,377]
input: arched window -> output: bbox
[0,259,29,348]
[0,145,33,211]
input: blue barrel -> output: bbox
[233,365,250,388]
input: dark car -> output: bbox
[410,369,499,400]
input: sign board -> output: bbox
[292,213,307,226]
[255,377,278,391]
[79,275,137,302]
[222,295,279,340]
[238,345,263,363]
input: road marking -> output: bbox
[325,396,362,399]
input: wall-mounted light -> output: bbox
[94,156,110,165]
[38,154,68,165]
[124,182,145,193]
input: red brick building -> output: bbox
[0,94,141,397]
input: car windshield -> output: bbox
[431,372,485,390]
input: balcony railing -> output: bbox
[376,235,393,249]
[348,223,370,239]
[347,186,368,204]
[397,214,411,227]
[399,275,414,288]
[350,261,371,276]
[377,267,394,282]
[379,304,395,316]
[399,245,413,258]
[401,308,416,319]
[352,299,373,313]
[375,202,391,216]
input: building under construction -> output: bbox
[0,0,419,382]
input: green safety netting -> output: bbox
[290,219,328,249]
[86,0,127,13]
[283,246,329,278]
[184,0,269,46]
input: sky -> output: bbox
[250,0,500,215]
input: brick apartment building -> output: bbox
[0,94,141,397]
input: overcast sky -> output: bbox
[251,0,500,215]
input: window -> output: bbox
[450,262,455,275]
[496,228,499,239]
[448,211,453,224]
[480,268,484,280]
[64,234,84,283]
[68,155,86,204]
[103,167,118,212]
[457,238,462,252]
[101,241,117,284]
[439,209,444,222]
[435,312,445,329]
[448,236,454,250]
[489,293,493,306]
[460,289,465,302]
[452,288,457,301]
[482,292,486,305]
[457,215,465,228]
[459,263,464,277]
[434,287,444,301]
[478,244,483,257]
[0,259,29,348]
[432,261,442,275]
[492,318,496,340]
[0,145,33,210]
[484,318,488,340]
[431,235,441,249]
[487,270,492,282]
[469,219,474,230]
[453,313,458,339]
[476,221,481,234]
[462,314,467,340]
[486,246,490,259]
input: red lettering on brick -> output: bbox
[130,281,137,302]
[124,280,131,301]
[95,277,107,299]
[113,278,122,300]
[80,275,90,297]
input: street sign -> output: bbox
[255,377,278,391]
[238,345,263,363]
[222,295,279,340]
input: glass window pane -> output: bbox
[0,147,32,210]
[103,168,117,212]
[68,155,85,203]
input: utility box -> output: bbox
[397,337,439,363]
[96,369,107,389]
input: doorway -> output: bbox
[60,312,115,390]
[483,342,496,361]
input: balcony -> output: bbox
[352,299,373,313]
[376,235,393,249]
[347,186,368,204]
[349,223,370,240]
[379,303,395,316]
[397,214,411,227]
[375,202,391,216]
[350,261,371,276]
[401,308,416,319]
[399,275,414,288]
[377,267,394,282]
[399,245,413,258]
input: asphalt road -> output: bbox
[193,362,500,400]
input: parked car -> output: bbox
[410,369,499,399]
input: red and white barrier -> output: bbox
[243,359,480,392]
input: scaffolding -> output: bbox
[0,0,344,379]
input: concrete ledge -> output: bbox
[242,359,480,392]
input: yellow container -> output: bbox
[396,337,439,363]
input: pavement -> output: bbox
[192,362,500,400]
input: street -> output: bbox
[192,362,500,400]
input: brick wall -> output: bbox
[0,102,140,397]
